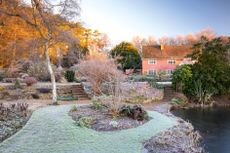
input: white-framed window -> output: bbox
[168,59,176,64]
[167,69,174,75]
[148,69,156,76]
[148,58,156,64]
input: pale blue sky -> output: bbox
[81,0,230,44]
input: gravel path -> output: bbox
[0,104,177,153]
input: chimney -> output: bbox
[160,44,164,50]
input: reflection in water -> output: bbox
[173,107,230,153]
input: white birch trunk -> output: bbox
[45,41,57,104]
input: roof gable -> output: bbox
[142,45,193,59]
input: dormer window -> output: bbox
[148,59,156,64]
[168,59,176,64]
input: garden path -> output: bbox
[0,104,177,153]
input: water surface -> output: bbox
[173,107,230,153]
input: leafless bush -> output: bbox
[78,54,125,118]
[78,55,124,95]
[28,60,56,81]
[24,77,37,86]
[0,103,29,121]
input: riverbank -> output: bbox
[143,102,204,153]
[170,95,230,110]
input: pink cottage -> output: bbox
[142,45,193,75]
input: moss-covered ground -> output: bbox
[0,104,177,153]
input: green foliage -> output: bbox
[156,70,167,81]
[0,71,5,81]
[14,79,22,89]
[111,41,141,70]
[64,70,75,82]
[128,74,156,82]
[171,98,187,107]
[57,95,77,101]
[76,117,95,128]
[119,104,148,121]
[70,105,78,112]
[91,96,103,110]
[172,65,193,92]
[191,80,213,105]
[149,81,164,89]
[172,37,230,104]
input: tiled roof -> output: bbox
[142,45,193,59]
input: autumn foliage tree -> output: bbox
[0,0,81,104]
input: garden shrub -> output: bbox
[149,81,164,89]
[124,95,147,104]
[171,93,188,107]
[57,95,77,101]
[0,70,6,81]
[91,96,103,110]
[77,117,96,128]
[64,70,75,82]
[172,65,192,92]
[77,55,124,94]
[16,59,33,73]
[108,104,121,119]
[190,80,213,105]
[0,86,5,91]
[128,74,156,82]
[70,105,78,112]
[119,104,148,121]
[28,60,54,81]
[55,67,64,83]
[14,79,22,89]
[24,77,37,86]
[5,67,20,78]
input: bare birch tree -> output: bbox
[0,0,81,104]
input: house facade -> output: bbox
[142,45,193,75]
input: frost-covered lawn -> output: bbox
[0,104,177,153]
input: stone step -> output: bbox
[58,84,89,100]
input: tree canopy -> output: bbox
[110,42,141,70]
[0,0,109,68]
